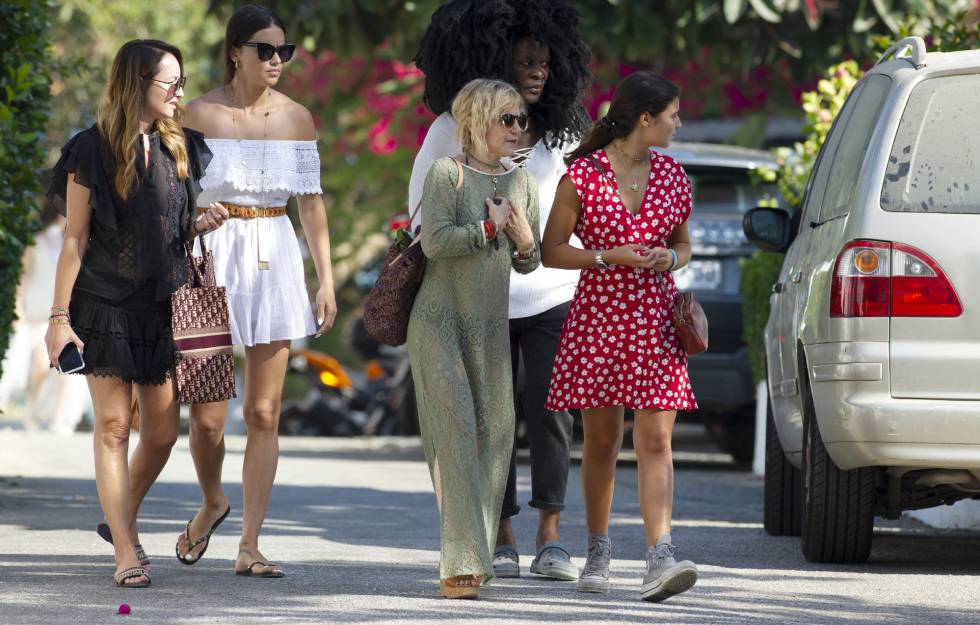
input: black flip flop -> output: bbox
[96,522,113,544]
[98,524,150,567]
[236,560,285,578]
[175,505,231,565]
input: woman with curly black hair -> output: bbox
[408,0,592,584]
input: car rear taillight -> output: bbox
[830,240,962,318]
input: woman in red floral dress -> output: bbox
[541,71,698,602]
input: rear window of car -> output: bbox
[880,73,980,213]
[688,167,778,214]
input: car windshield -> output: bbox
[687,167,778,214]
[880,73,980,214]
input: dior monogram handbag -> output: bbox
[170,236,236,404]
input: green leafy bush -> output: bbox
[0,0,54,379]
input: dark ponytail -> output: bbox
[566,71,679,165]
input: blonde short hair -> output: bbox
[451,79,525,157]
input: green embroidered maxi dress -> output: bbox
[407,156,540,581]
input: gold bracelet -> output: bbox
[50,305,68,313]
[48,317,70,325]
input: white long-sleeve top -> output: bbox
[407,112,580,319]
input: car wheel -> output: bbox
[800,371,877,563]
[763,397,801,536]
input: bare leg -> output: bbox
[88,375,149,586]
[176,399,231,562]
[126,378,180,544]
[580,407,624,535]
[536,510,561,549]
[234,341,290,576]
[633,409,678,545]
[496,517,516,547]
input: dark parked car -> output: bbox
[664,142,780,462]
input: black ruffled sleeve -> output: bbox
[183,127,212,200]
[47,125,119,241]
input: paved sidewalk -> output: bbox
[1,430,978,625]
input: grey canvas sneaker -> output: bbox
[576,534,611,593]
[640,534,698,602]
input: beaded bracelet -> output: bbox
[512,246,537,261]
[48,316,70,326]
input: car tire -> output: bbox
[763,398,802,536]
[800,372,876,563]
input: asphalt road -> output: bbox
[0,429,977,625]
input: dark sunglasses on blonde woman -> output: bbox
[240,41,296,62]
[500,113,529,131]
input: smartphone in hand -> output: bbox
[57,342,85,374]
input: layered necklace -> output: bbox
[466,152,505,250]
[227,84,272,269]
[611,140,646,193]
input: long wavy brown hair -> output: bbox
[98,39,189,199]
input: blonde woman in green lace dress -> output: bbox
[408,79,540,599]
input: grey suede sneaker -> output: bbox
[493,544,520,578]
[640,535,697,602]
[576,534,611,593]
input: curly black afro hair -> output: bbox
[413,0,592,149]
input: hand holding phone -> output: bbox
[57,342,85,374]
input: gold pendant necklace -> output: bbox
[611,142,644,192]
[229,85,272,269]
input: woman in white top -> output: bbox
[410,0,592,581]
[177,4,336,578]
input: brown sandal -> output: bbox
[134,544,150,568]
[439,575,483,599]
[114,566,150,588]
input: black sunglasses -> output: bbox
[240,41,296,63]
[143,75,186,94]
[500,113,529,131]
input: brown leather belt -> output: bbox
[199,203,287,219]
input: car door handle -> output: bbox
[791,272,802,283]
[772,282,783,294]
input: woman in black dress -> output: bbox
[45,39,226,588]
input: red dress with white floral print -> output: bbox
[545,149,698,412]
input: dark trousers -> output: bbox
[501,301,573,519]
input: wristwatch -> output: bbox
[595,250,609,270]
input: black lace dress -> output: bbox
[48,125,212,385]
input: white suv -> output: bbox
[742,37,980,563]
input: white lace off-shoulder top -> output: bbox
[196,138,322,207]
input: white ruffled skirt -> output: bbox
[199,215,317,346]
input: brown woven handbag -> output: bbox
[170,236,236,404]
[363,159,464,346]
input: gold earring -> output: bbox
[235,59,240,69]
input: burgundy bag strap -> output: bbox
[184,235,211,288]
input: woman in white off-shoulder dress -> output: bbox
[176,5,337,578]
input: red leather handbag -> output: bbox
[671,288,709,356]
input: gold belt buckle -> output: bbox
[258,261,270,270]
